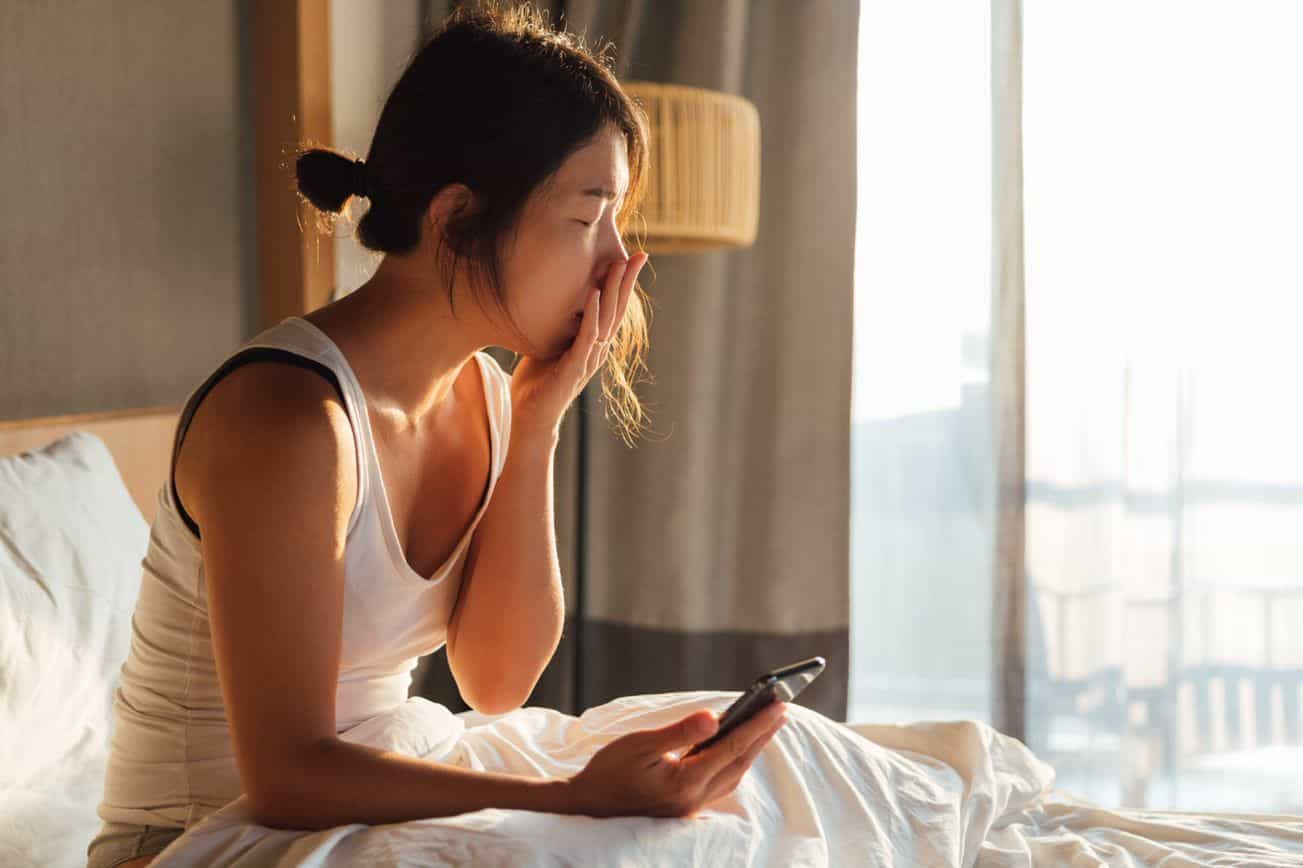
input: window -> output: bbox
[849,0,994,726]
[851,0,1303,813]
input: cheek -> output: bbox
[508,280,572,333]
[505,236,590,320]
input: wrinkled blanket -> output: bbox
[135,691,1303,867]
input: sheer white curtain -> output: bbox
[852,0,1303,813]
[1022,0,1303,812]
[849,2,994,724]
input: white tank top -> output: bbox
[96,315,512,829]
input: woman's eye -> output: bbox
[575,219,594,227]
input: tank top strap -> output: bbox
[168,317,370,541]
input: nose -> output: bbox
[597,253,630,286]
[600,220,629,274]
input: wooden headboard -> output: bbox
[0,405,183,525]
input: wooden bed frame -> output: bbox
[0,405,183,525]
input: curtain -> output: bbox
[412,0,858,721]
[990,0,1026,745]
[1017,0,1303,812]
[853,0,1303,813]
[848,0,997,728]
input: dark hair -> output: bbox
[294,0,653,446]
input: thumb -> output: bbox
[637,709,718,755]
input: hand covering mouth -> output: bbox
[572,287,600,318]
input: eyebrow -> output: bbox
[580,185,626,203]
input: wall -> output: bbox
[0,0,258,421]
[0,1,431,421]
[329,0,424,299]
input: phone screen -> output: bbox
[682,656,825,758]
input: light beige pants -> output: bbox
[85,822,184,868]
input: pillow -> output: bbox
[0,431,149,788]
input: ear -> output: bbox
[423,182,481,237]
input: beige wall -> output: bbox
[0,0,258,421]
[329,0,424,300]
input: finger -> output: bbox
[586,342,607,383]
[634,709,719,759]
[699,713,786,806]
[596,259,627,342]
[589,257,635,375]
[567,287,601,373]
[584,315,608,379]
[701,711,787,804]
[605,252,645,343]
[621,251,647,319]
[683,700,786,779]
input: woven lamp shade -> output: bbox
[621,81,761,254]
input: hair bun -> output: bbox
[351,159,369,198]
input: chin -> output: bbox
[520,319,580,361]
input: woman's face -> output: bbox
[500,126,632,360]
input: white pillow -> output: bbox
[0,431,149,788]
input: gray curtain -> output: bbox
[412,0,857,721]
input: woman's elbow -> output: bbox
[457,669,533,715]
[247,789,337,831]
[463,685,528,716]
[242,743,337,830]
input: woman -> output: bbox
[86,3,787,866]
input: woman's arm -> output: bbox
[179,364,569,829]
[444,252,650,711]
[445,427,565,714]
[250,737,569,829]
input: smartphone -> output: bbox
[683,656,825,758]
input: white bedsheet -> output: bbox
[855,722,1303,866]
[133,690,1303,867]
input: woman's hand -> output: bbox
[560,700,789,819]
[509,251,650,439]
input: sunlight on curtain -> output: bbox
[848,1,993,724]
[1023,1,1303,811]
[852,0,1303,814]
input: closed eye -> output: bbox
[575,219,594,227]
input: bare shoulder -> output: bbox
[174,360,361,815]
[175,360,357,529]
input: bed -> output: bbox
[3,407,1303,867]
